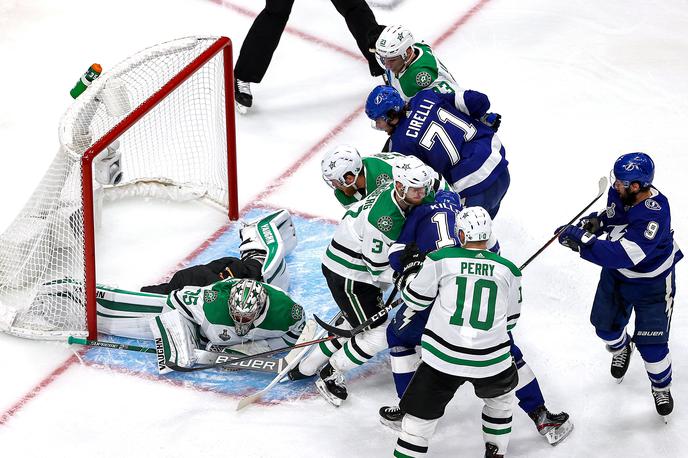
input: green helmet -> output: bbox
[229,279,267,336]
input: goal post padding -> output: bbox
[0,36,238,341]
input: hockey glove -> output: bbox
[577,212,603,235]
[558,225,596,252]
[394,244,425,290]
[480,112,501,132]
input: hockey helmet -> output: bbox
[393,156,434,199]
[612,152,655,188]
[375,25,415,67]
[456,206,492,243]
[365,85,405,122]
[321,145,363,189]
[229,279,267,336]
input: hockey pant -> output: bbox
[459,166,510,220]
[150,309,200,374]
[396,362,517,457]
[591,268,675,389]
[388,304,546,415]
[298,266,389,376]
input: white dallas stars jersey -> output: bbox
[402,247,522,378]
[322,181,406,288]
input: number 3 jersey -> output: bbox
[581,187,683,283]
[168,279,305,347]
[402,247,522,378]
[389,89,508,198]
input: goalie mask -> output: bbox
[229,279,267,336]
[321,145,363,189]
[456,207,492,243]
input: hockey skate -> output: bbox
[379,405,404,432]
[609,342,635,383]
[287,365,311,381]
[529,406,574,446]
[315,363,347,407]
[234,78,252,114]
[652,386,673,423]
[484,442,503,458]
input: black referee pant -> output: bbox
[234,0,384,82]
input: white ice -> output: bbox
[0,0,687,456]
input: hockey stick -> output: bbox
[236,316,337,411]
[312,287,403,339]
[518,176,608,270]
[67,336,285,374]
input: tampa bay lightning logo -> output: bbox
[375,93,385,104]
[623,162,640,172]
[605,202,616,218]
[645,199,661,211]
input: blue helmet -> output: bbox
[613,152,655,188]
[365,85,404,121]
[435,189,462,208]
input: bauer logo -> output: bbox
[645,199,661,211]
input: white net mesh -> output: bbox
[0,36,232,340]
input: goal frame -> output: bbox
[80,36,238,339]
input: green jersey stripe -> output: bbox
[421,341,511,367]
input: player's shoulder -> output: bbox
[366,185,405,239]
[631,188,671,221]
[428,247,522,277]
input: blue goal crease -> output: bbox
[83,207,389,401]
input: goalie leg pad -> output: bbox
[96,285,168,339]
[149,310,199,374]
[239,209,297,290]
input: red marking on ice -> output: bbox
[0,0,494,426]
[0,350,85,426]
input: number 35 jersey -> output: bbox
[402,247,522,378]
[389,89,508,198]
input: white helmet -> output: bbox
[321,145,363,189]
[229,279,267,336]
[393,155,435,198]
[375,25,415,65]
[456,207,492,243]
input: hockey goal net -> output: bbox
[0,36,238,340]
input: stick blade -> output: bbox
[313,314,352,338]
[236,392,262,411]
[597,176,608,196]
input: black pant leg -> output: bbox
[140,266,219,295]
[321,264,385,328]
[234,0,295,83]
[330,0,384,76]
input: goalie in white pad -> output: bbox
[97,278,305,373]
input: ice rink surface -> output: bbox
[0,0,686,456]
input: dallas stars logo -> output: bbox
[401,163,411,170]
[377,215,394,232]
[329,161,337,170]
[376,173,391,187]
[416,71,432,87]
[397,32,405,41]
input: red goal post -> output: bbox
[0,36,238,340]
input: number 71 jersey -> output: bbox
[389,89,508,198]
[402,246,522,378]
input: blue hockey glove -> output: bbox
[577,212,603,235]
[558,225,596,252]
[480,112,501,132]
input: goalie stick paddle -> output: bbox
[312,289,404,339]
[518,175,608,270]
[68,336,285,374]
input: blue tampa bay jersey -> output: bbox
[389,89,508,198]
[389,190,462,273]
[580,187,683,282]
